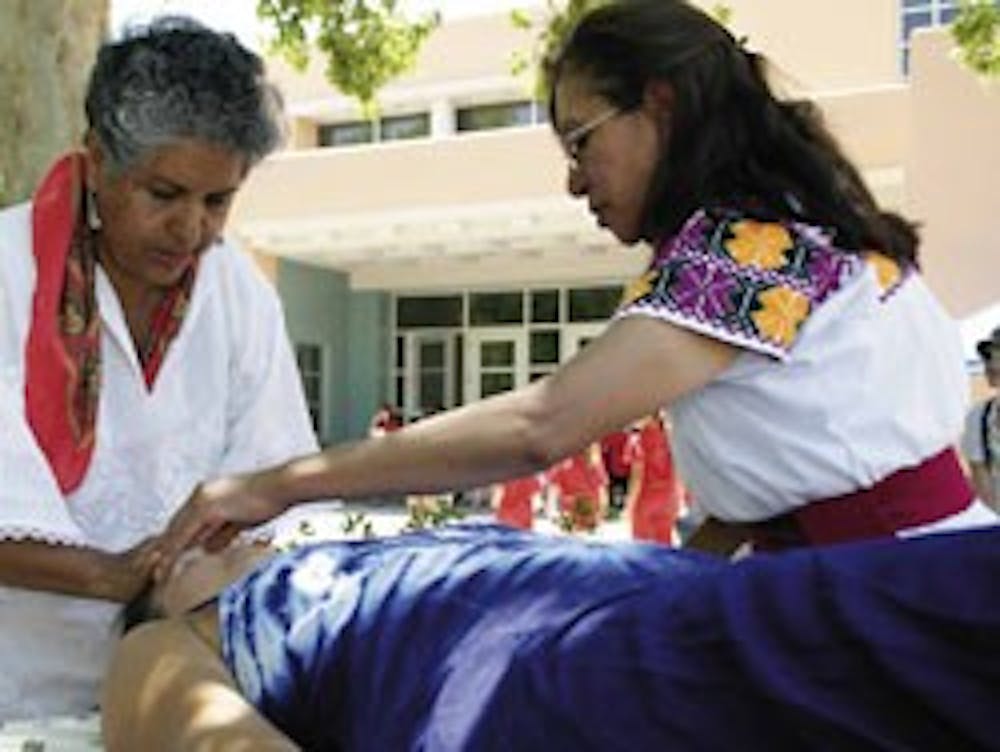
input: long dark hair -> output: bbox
[546,0,918,265]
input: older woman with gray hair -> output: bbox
[0,17,316,720]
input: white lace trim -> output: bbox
[0,527,85,546]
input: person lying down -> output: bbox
[102,524,999,751]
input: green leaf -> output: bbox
[508,0,611,100]
[950,0,1000,78]
[257,0,440,110]
[710,3,733,27]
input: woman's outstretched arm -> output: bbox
[157,316,736,572]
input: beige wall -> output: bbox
[719,0,899,90]
[235,126,565,221]
[907,29,1000,318]
[821,85,909,209]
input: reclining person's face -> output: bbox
[153,544,273,616]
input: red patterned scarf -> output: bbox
[25,153,196,495]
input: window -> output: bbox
[393,284,626,409]
[392,332,463,420]
[529,327,561,382]
[568,286,624,322]
[417,339,447,413]
[531,289,560,323]
[469,291,523,325]
[530,329,560,365]
[295,343,325,434]
[318,120,373,147]
[456,100,536,132]
[394,335,406,413]
[397,296,463,328]
[317,111,430,148]
[381,112,430,141]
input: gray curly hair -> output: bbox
[85,16,285,174]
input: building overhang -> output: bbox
[233,195,650,290]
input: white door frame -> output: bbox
[465,326,528,402]
[403,330,456,418]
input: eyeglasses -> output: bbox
[559,108,621,170]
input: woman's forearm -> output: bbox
[0,540,143,602]
[256,317,737,510]
[260,383,573,508]
[156,317,740,564]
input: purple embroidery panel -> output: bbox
[616,209,861,358]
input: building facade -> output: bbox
[233,1,1000,443]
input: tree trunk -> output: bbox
[0,0,107,207]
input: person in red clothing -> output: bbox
[624,413,683,544]
[492,473,544,530]
[547,443,609,532]
[368,402,403,438]
[600,428,632,513]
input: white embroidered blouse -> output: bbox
[615,208,995,532]
[0,202,318,720]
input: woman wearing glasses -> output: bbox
[157,0,995,569]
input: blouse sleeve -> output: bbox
[613,209,859,360]
[217,264,319,477]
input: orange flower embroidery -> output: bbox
[864,252,901,294]
[619,270,658,307]
[724,220,794,270]
[751,286,810,349]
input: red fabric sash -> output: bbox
[25,153,196,495]
[749,448,974,551]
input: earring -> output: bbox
[86,188,102,231]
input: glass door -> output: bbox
[402,332,456,419]
[466,328,528,401]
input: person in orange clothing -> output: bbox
[547,443,609,532]
[492,473,545,530]
[625,413,683,544]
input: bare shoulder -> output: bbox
[103,617,299,751]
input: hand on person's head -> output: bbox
[154,542,272,616]
[98,535,163,603]
[154,473,282,582]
